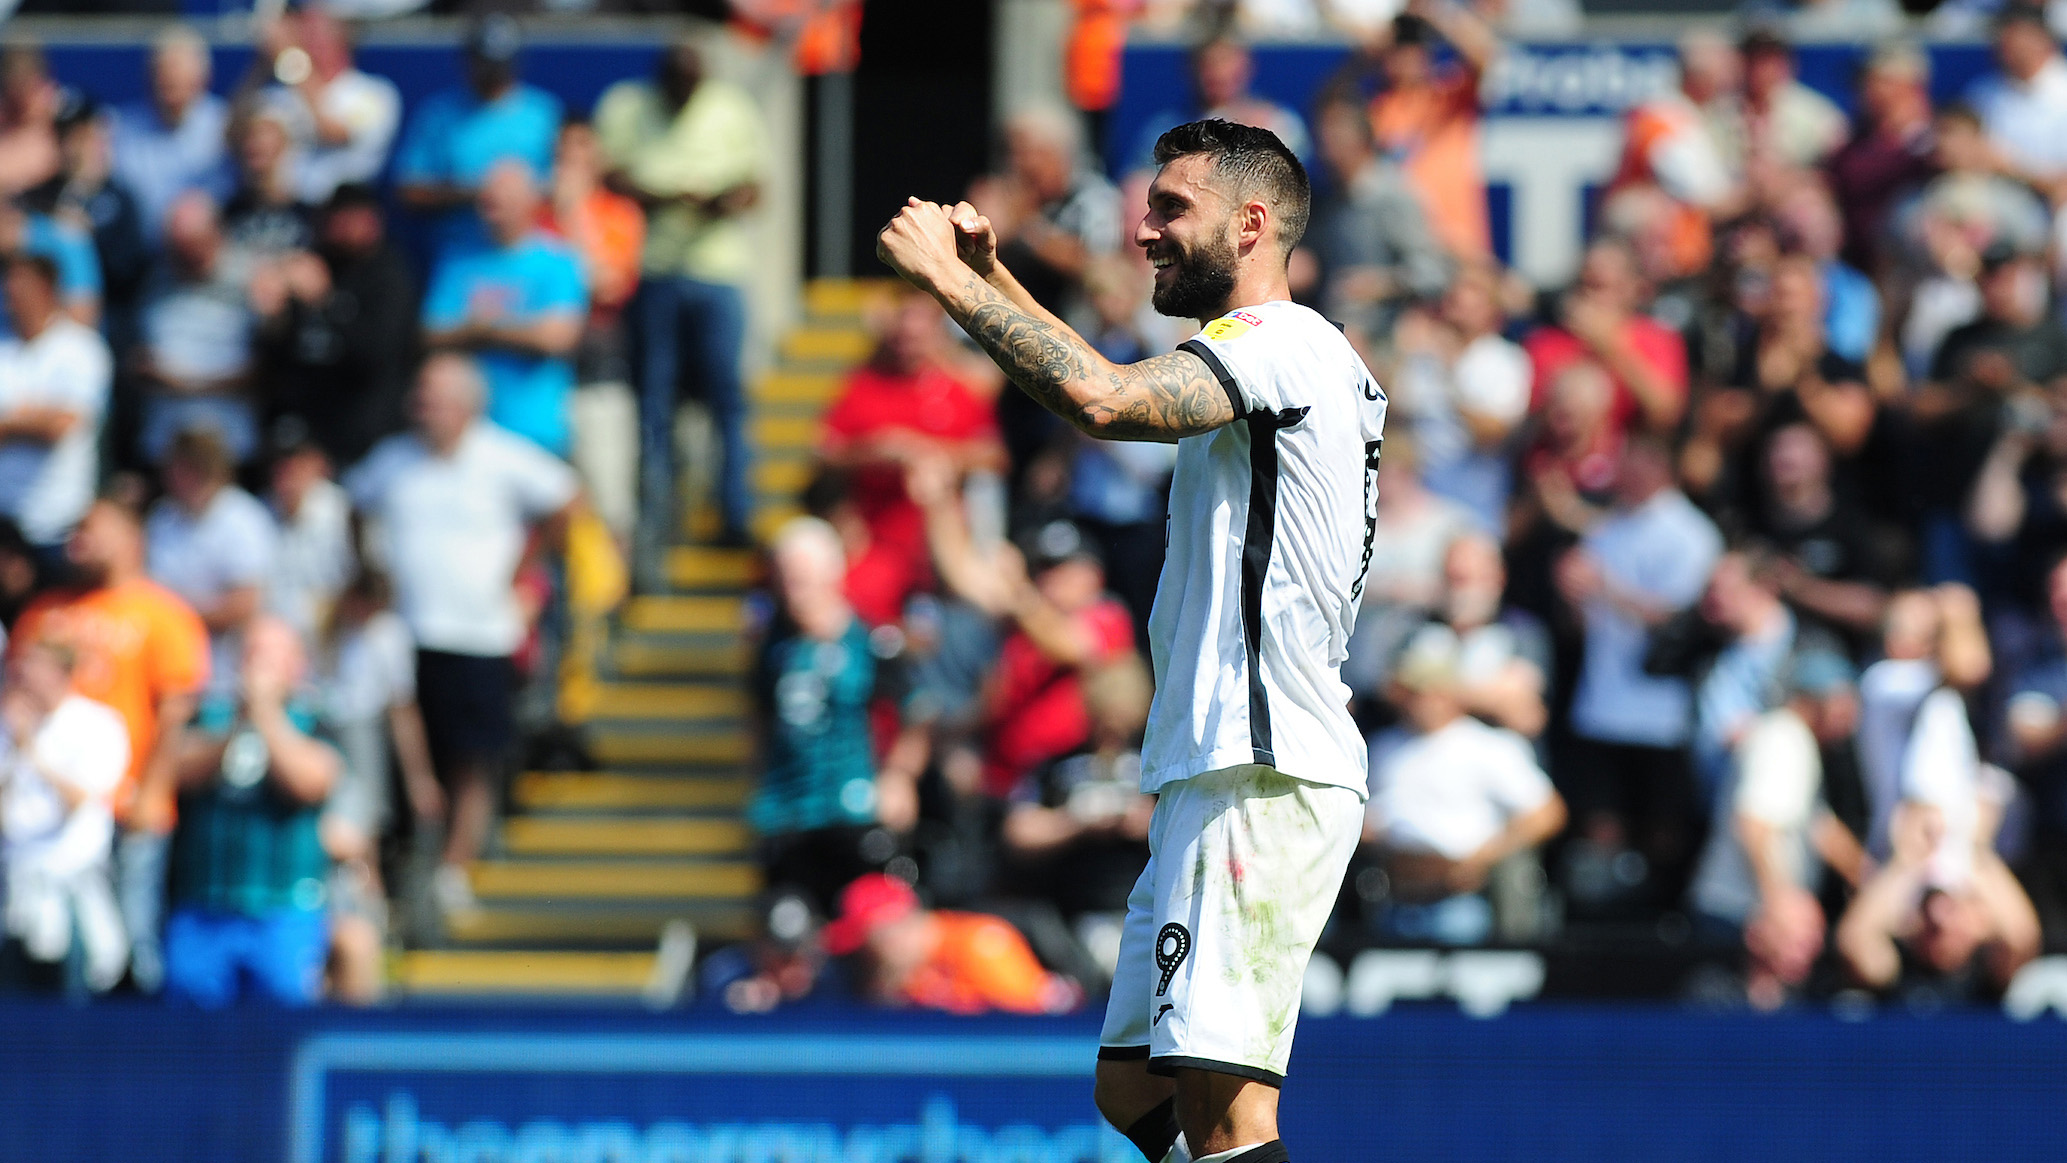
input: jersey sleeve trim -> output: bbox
[1176,338,1249,420]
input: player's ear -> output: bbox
[1237,198,1269,251]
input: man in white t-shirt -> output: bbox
[1687,650,1868,1010]
[880,118,1386,1163]
[1366,625,1566,946]
[253,8,401,205]
[0,254,109,553]
[146,427,276,697]
[344,353,578,914]
[0,637,130,994]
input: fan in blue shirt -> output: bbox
[421,162,587,456]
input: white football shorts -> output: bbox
[1098,763,1363,1084]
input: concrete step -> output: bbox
[609,636,748,679]
[753,370,842,405]
[664,547,756,591]
[780,326,872,365]
[469,858,762,901]
[621,595,746,635]
[805,278,892,320]
[588,729,752,769]
[513,771,753,813]
[443,904,756,949]
[398,949,656,997]
[501,816,753,858]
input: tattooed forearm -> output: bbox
[947,273,1234,442]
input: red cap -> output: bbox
[820,873,919,955]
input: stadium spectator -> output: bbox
[2001,555,2067,943]
[25,96,150,349]
[998,654,1155,939]
[1358,438,1477,614]
[594,35,766,549]
[420,161,588,458]
[1607,32,1744,282]
[817,289,1007,626]
[1738,29,1848,171]
[1303,99,1449,349]
[246,7,401,206]
[0,639,130,996]
[1751,421,1898,643]
[967,105,1123,326]
[748,518,915,913]
[1676,548,1826,798]
[1130,36,1312,169]
[1686,649,1869,1010]
[1527,238,1690,438]
[1365,624,1567,945]
[263,437,351,646]
[111,26,234,248]
[393,14,563,253]
[0,253,113,556]
[163,615,340,1008]
[822,872,1081,1014]
[698,890,844,1013]
[1963,4,2067,208]
[1826,43,1938,278]
[0,42,62,199]
[1556,436,1722,905]
[133,192,259,465]
[545,118,644,542]
[312,567,435,1006]
[1770,182,1878,368]
[13,499,210,994]
[343,354,578,916]
[0,198,105,333]
[222,106,315,260]
[253,184,418,469]
[1859,586,1993,864]
[1389,265,1529,529]
[1835,777,2039,1001]
[147,427,278,696]
[1920,240,2067,583]
[1365,1,1500,260]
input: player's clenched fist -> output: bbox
[947,200,997,277]
[875,197,961,290]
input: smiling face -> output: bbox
[1135,153,1242,321]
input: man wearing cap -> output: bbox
[393,15,563,254]
[1687,649,1869,1011]
[821,872,1080,1015]
[1365,624,1566,946]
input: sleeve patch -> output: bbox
[1202,310,1264,341]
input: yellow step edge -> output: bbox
[622,595,745,634]
[513,772,753,811]
[612,640,749,677]
[754,372,843,404]
[470,860,763,900]
[781,328,874,364]
[589,732,751,767]
[572,683,747,720]
[805,278,894,319]
[399,950,655,994]
[444,909,756,946]
[502,817,753,857]
[751,415,821,448]
[753,459,816,494]
[664,547,757,588]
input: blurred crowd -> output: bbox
[0,11,772,1005]
[729,5,2067,1018]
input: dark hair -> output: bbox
[1151,118,1310,251]
[4,252,58,290]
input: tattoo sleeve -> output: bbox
[944,271,1234,442]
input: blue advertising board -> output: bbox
[5,1002,2067,1161]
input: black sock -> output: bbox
[1227,1141,1289,1163]
[1122,1098,1181,1162]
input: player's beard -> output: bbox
[1149,228,1239,320]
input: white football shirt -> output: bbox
[1141,300,1388,796]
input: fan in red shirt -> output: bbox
[1524,238,1689,441]
[818,288,1006,624]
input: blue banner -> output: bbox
[5,1002,2067,1161]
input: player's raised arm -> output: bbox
[876,198,1233,444]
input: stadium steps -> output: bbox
[399,279,887,998]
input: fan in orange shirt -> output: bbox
[544,119,645,319]
[823,873,1082,1015]
[1367,0,1500,261]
